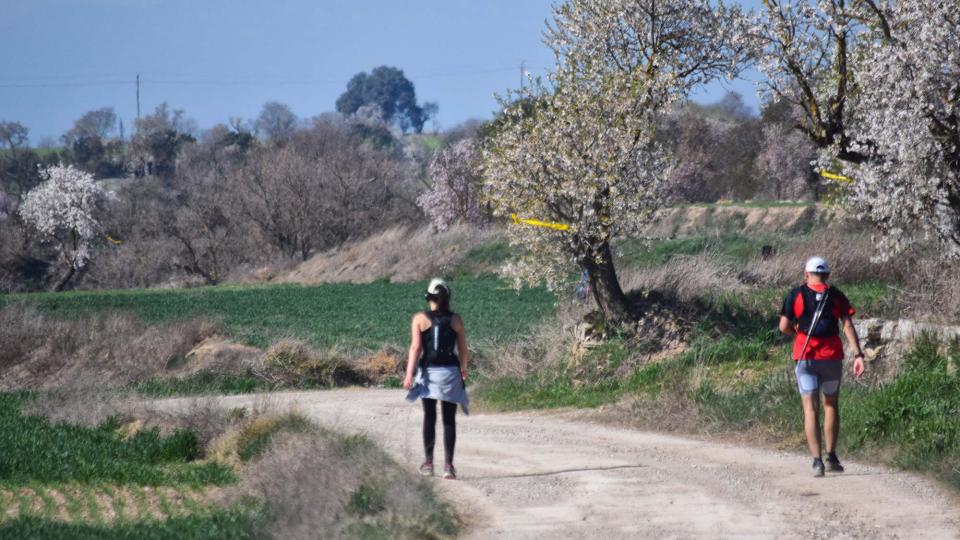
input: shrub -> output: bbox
[259,340,362,387]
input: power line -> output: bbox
[0,80,131,89]
[0,66,551,90]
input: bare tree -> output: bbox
[61,107,117,146]
[255,102,298,144]
[160,142,254,283]
[236,117,411,261]
[0,121,29,151]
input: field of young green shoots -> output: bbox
[0,393,261,538]
[3,276,555,350]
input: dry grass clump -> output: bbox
[238,430,458,540]
[0,303,217,390]
[619,251,743,301]
[746,226,910,286]
[899,259,960,324]
[355,346,405,382]
[475,302,586,378]
[257,339,364,387]
[209,410,311,470]
[274,224,500,284]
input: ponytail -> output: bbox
[427,287,451,314]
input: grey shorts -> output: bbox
[795,360,843,396]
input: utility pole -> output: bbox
[520,60,525,90]
[136,73,141,120]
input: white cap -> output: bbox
[426,278,449,295]
[804,256,830,274]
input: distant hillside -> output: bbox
[264,204,846,286]
[645,203,844,238]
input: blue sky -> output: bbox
[1,0,763,143]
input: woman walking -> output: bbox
[403,278,469,480]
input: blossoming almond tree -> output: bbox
[18,164,108,290]
[753,0,960,258]
[844,0,960,257]
[418,138,490,232]
[483,0,750,323]
[484,71,667,323]
[751,0,873,163]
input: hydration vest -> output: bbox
[420,311,459,367]
[788,285,841,338]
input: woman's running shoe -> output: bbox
[443,464,457,480]
[812,457,825,477]
[419,461,434,476]
[825,453,845,473]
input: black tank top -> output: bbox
[420,311,459,367]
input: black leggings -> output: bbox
[422,398,457,465]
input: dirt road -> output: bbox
[187,389,960,539]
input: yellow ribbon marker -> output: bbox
[510,213,570,231]
[105,234,122,245]
[819,171,853,183]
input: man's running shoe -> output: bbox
[419,461,434,477]
[443,464,457,480]
[826,453,845,473]
[812,457,825,477]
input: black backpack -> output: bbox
[786,285,841,338]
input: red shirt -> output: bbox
[782,283,855,361]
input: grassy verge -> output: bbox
[616,234,794,268]
[476,287,960,489]
[3,277,554,349]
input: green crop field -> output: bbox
[0,392,260,537]
[3,277,556,350]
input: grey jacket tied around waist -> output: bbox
[405,365,469,415]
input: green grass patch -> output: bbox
[616,234,797,269]
[458,239,513,275]
[0,393,234,487]
[842,335,960,486]
[346,483,388,517]
[4,277,554,349]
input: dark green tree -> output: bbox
[129,103,196,180]
[335,66,436,134]
[59,107,124,178]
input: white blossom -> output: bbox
[483,0,749,320]
[753,0,960,258]
[18,164,107,270]
[418,139,490,231]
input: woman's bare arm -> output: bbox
[453,314,468,380]
[403,314,424,389]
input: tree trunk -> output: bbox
[581,240,631,324]
[51,266,77,292]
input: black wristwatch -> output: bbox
[854,352,865,359]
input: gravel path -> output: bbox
[176,389,960,539]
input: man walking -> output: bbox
[779,256,866,476]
